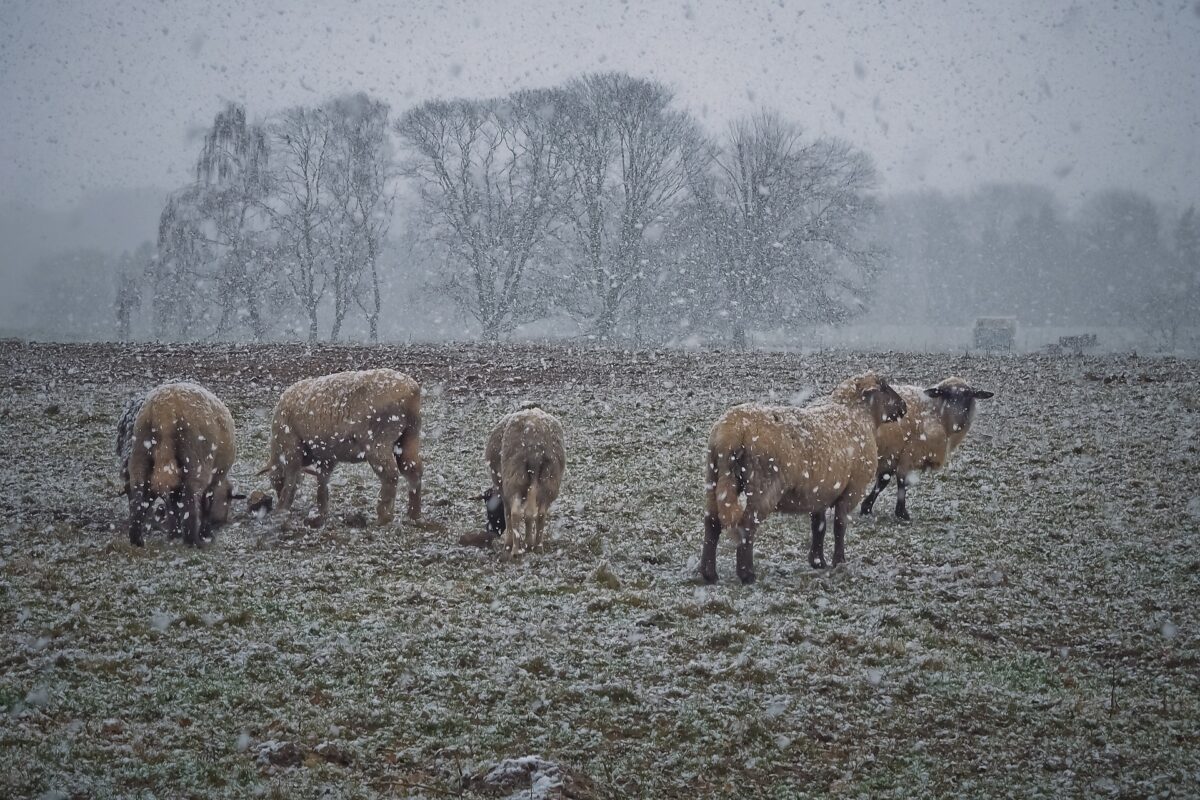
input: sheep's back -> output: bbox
[489,409,565,490]
[275,369,420,454]
[128,383,236,485]
[713,402,878,510]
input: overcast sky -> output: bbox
[1,0,1198,210]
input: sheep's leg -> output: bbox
[832,500,849,566]
[163,487,184,539]
[734,510,760,585]
[199,488,214,541]
[503,497,521,558]
[128,486,152,547]
[368,449,400,526]
[700,511,722,584]
[395,429,423,520]
[524,507,537,552]
[860,471,892,515]
[181,487,203,547]
[895,476,911,521]
[534,511,547,550]
[309,462,335,527]
[276,463,301,513]
[809,511,828,568]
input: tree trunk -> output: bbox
[366,244,381,343]
[307,305,320,343]
[731,319,747,350]
[482,316,500,342]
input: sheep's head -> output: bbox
[482,486,506,537]
[841,371,907,425]
[871,379,906,425]
[924,377,993,432]
[246,489,274,516]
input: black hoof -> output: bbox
[700,568,719,585]
[809,555,827,569]
[896,509,911,522]
[738,571,756,585]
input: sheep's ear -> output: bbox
[970,389,994,400]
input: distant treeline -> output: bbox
[26,72,1200,349]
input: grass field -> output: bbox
[1,340,1197,798]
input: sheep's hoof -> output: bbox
[738,571,756,585]
[699,565,718,584]
[305,513,325,528]
[895,509,911,522]
[809,555,827,569]
[129,534,145,548]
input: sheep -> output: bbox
[860,376,994,520]
[261,368,422,527]
[124,382,237,547]
[700,372,906,584]
[483,405,566,557]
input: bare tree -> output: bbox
[693,111,880,347]
[269,105,334,342]
[558,73,705,339]
[194,103,272,338]
[151,103,271,340]
[395,88,570,340]
[154,191,211,338]
[326,93,395,342]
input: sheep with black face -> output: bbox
[860,376,994,520]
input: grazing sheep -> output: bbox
[124,382,237,547]
[700,372,906,584]
[860,377,994,520]
[483,406,566,557]
[261,369,422,526]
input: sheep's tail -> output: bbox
[149,425,181,495]
[709,443,745,534]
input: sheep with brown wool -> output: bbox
[860,376,994,520]
[700,371,906,584]
[482,404,566,557]
[123,382,237,547]
[261,369,422,527]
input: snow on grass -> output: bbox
[0,341,1197,797]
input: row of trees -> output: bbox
[129,73,881,344]
[118,72,1197,348]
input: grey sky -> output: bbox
[2,0,1198,210]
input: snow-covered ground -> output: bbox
[1,340,1197,798]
